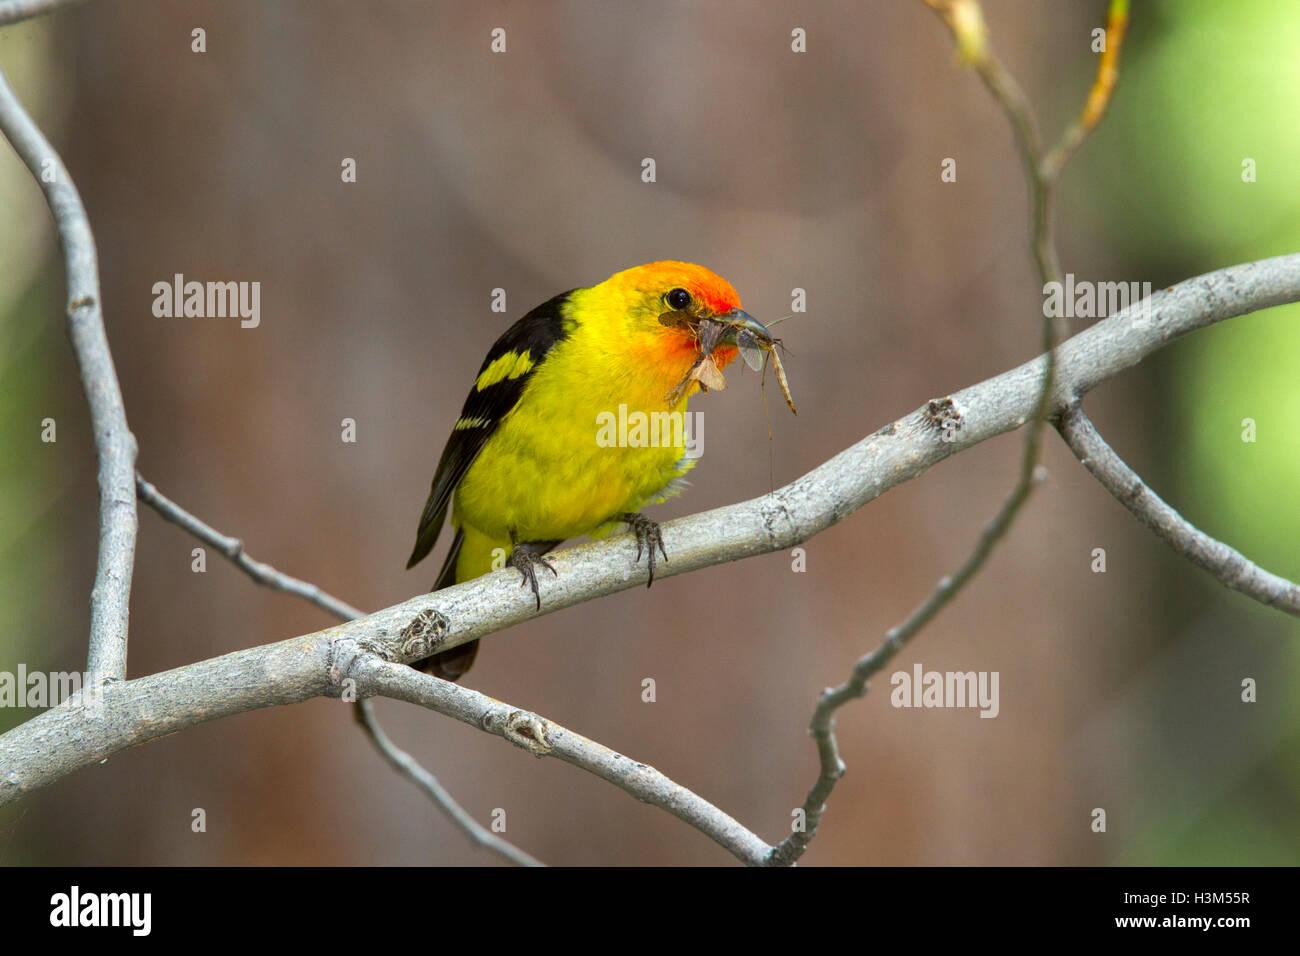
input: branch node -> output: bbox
[398,608,450,659]
[500,711,553,756]
[925,396,965,435]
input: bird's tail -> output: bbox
[416,524,503,680]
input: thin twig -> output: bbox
[769,0,1130,864]
[355,657,776,865]
[1042,0,1130,183]
[135,472,546,866]
[1057,407,1300,615]
[352,699,546,867]
[0,64,137,682]
[136,474,363,621]
[768,454,1050,865]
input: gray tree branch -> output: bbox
[136,473,548,867]
[4,253,1299,865]
[0,64,137,682]
[1057,406,1300,615]
[352,698,546,867]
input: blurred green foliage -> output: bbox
[1087,0,1300,864]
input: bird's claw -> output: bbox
[621,513,668,587]
[509,544,557,610]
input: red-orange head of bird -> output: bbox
[585,261,772,403]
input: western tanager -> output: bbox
[407,261,778,679]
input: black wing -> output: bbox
[406,291,575,572]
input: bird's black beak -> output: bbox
[717,309,773,346]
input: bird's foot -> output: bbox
[621,513,668,587]
[508,540,558,610]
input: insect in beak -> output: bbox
[716,310,772,371]
[664,317,728,405]
[662,309,797,415]
[717,309,797,415]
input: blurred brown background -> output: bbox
[2,0,1297,865]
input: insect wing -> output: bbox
[735,328,767,371]
[696,355,728,391]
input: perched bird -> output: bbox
[407,261,775,680]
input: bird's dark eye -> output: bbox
[666,288,692,311]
